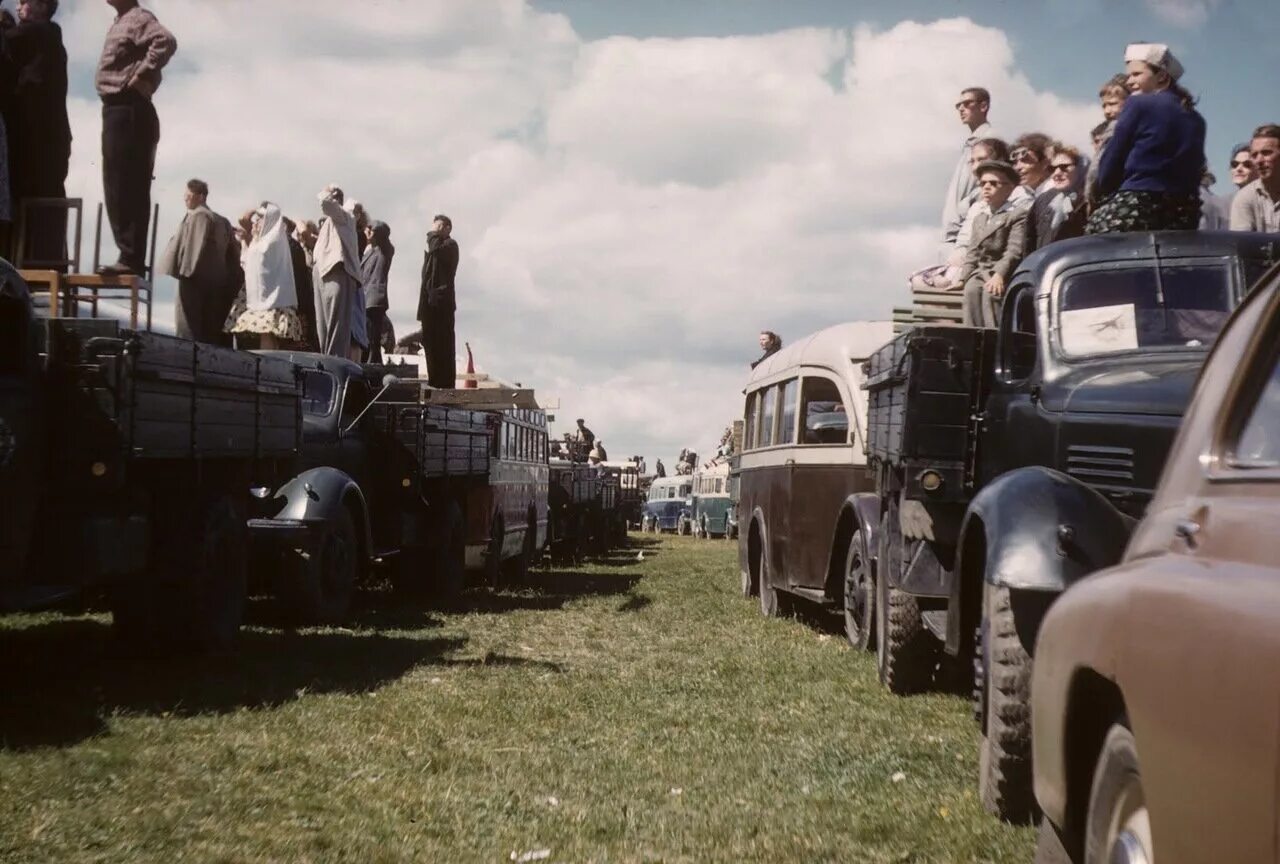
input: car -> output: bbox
[1032,259,1280,864]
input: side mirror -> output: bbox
[382,373,399,388]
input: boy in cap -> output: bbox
[958,161,1029,327]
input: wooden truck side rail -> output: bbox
[381,403,491,479]
[863,325,995,503]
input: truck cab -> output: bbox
[860,231,1280,822]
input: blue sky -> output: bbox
[535,0,1279,190]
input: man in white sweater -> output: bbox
[312,184,363,356]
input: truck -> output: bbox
[1,262,303,650]
[856,231,1278,823]
[252,353,494,616]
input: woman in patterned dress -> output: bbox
[226,202,302,349]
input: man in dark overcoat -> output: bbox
[416,214,459,388]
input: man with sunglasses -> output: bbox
[1230,124,1280,234]
[1229,144,1258,191]
[940,87,998,258]
[957,160,1028,327]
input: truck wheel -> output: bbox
[483,515,504,587]
[875,507,938,694]
[1084,724,1149,864]
[113,493,248,652]
[842,527,875,651]
[284,506,358,625]
[430,502,466,608]
[978,582,1036,823]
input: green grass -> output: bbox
[0,535,1034,863]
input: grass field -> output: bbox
[1,534,1034,863]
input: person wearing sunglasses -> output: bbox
[1027,145,1088,252]
[1230,124,1280,234]
[1011,132,1055,197]
[1089,42,1205,234]
[940,87,998,258]
[1229,144,1259,190]
[957,160,1029,327]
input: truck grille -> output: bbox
[1066,445,1136,483]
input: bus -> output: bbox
[691,460,733,538]
[641,476,693,534]
[736,321,893,616]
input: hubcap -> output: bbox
[1106,777,1152,864]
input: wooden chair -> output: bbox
[16,269,65,318]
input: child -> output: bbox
[1086,74,1130,210]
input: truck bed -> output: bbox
[863,325,994,499]
[42,320,301,462]
[384,404,491,479]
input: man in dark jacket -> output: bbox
[416,214,459,388]
[0,0,72,267]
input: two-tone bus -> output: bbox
[736,321,893,627]
[641,476,693,534]
[691,460,733,538]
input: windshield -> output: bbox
[1057,263,1233,358]
[302,370,337,416]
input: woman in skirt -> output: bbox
[1088,42,1205,234]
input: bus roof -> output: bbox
[746,320,893,389]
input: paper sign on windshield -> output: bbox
[1061,303,1139,355]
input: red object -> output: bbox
[464,342,477,389]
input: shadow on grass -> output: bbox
[463,568,642,614]
[0,617,468,751]
[615,594,652,613]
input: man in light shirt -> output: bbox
[1230,124,1280,234]
[940,87,997,258]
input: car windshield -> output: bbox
[1057,263,1233,359]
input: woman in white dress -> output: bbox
[226,202,303,349]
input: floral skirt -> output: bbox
[224,288,304,341]
[1086,190,1201,234]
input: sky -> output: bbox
[47,0,1279,466]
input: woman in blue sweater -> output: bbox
[1087,43,1206,234]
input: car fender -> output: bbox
[270,466,373,559]
[946,466,1134,653]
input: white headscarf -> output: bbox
[244,202,297,311]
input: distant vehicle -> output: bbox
[548,448,599,558]
[642,476,692,533]
[691,460,732,538]
[1,264,302,650]
[736,320,893,624]
[1032,260,1280,864]
[858,231,1277,822]
[602,459,643,535]
[253,353,493,616]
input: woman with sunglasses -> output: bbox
[1088,42,1205,234]
[1027,144,1088,251]
[1229,144,1259,191]
[1011,133,1055,197]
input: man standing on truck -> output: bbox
[95,0,176,277]
[958,160,1028,327]
[417,214,459,388]
[941,87,997,259]
[160,179,236,343]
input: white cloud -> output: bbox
[1143,0,1222,28]
[56,3,1096,463]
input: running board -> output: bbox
[921,610,948,641]
[786,586,833,606]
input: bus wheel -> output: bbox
[842,527,875,651]
[759,554,792,618]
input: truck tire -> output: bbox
[978,582,1036,824]
[430,501,466,608]
[111,492,247,653]
[875,504,938,694]
[842,527,875,651]
[283,506,358,625]
[1084,724,1149,864]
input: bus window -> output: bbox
[760,386,778,447]
[744,392,758,450]
[779,378,799,445]
[800,376,848,445]
[715,478,724,493]
[503,423,513,458]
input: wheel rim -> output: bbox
[844,534,871,648]
[1105,776,1152,864]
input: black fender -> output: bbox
[946,466,1135,655]
[269,467,374,562]
[747,506,769,592]
[821,493,881,600]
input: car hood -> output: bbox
[1044,357,1204,416]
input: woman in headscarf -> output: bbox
[226,202,302,349]
[1027,143,1089,251]
[360,220,394,363]
[1088,42,1206,234]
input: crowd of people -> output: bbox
[0,0,464,385]
[914,42,1279,326]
